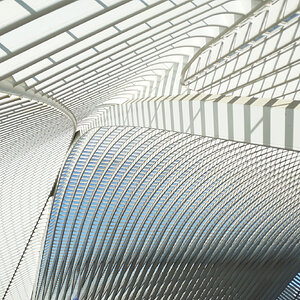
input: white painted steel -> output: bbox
[0,0,300,299]
[0,93,74,299]
[78,94,300,152]
[35,126,300,300]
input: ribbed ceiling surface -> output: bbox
[0,1,300,299]
[35,126,300,300]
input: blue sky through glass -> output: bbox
[35,126,300,300]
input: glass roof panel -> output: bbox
[109,23,150,44]
[50,27,118,62]
[111,51,136,61]
[87,0,146,27]
[0,0,102,52]
[13,59,52,82]
[142,0,164,4]
[170,0,189,4]
[146,2,186,27]
[69,15,118,39]
[172,5,211,25]
[227,1,252,13]
[23,0,66,11]
[37,66,79,89]
[129,23,169,46]
[42,80,66,93]
[78,56,111,70]
[25,78,39,87]
[100,0,127,5]
[35,49,97,82]
[0,1,30,29]
[0,33,73,78]
[116,1,174,31]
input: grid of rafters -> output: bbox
[0,0,259,120]
[35,126,300,300]
[182,0,300,100]
[1,1,300,299]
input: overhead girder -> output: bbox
[0,0,250,121]
[181,0,300,101]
